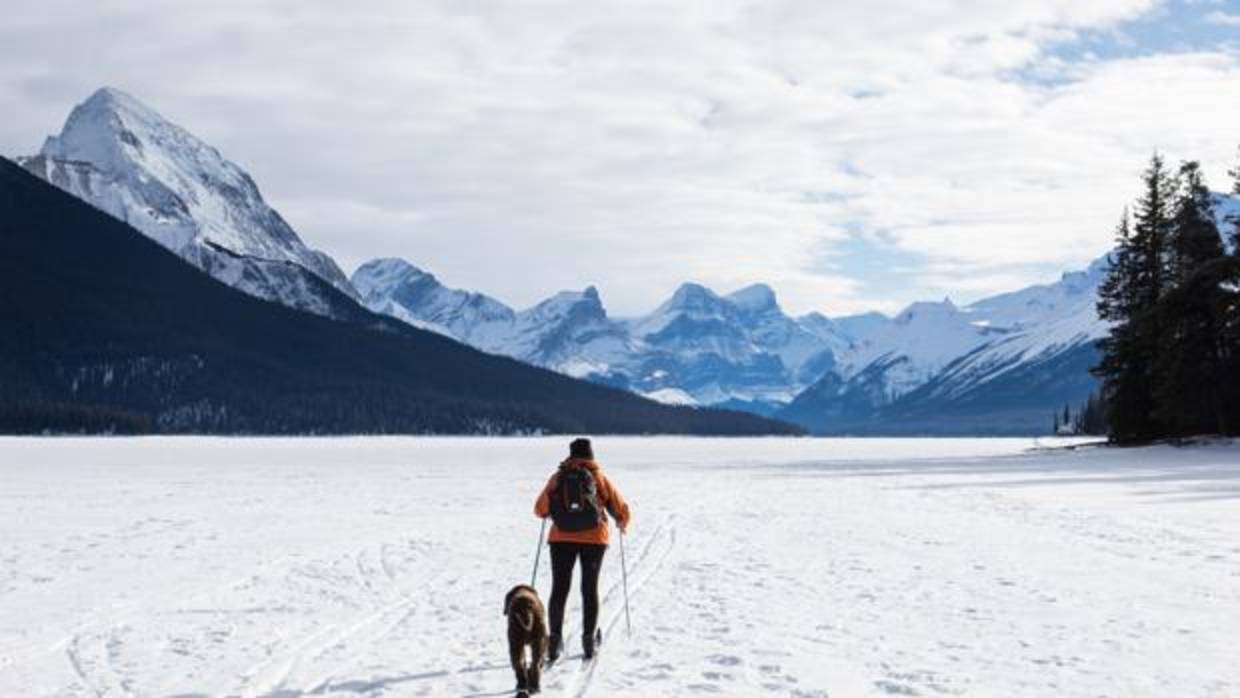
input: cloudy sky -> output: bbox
[3,1,1240,316]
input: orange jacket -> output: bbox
[535,458,631,546]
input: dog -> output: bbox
[504,584,548,695]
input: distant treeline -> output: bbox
[1053,392,1106,436]
[1094,152,1240,443]
[0,400,152,435]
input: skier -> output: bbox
[534,437,631,663]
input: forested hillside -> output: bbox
[0,158,801,436]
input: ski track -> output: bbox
[551,516,677,698]
[2,436,1239,697]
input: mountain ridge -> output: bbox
[0,156,800,436]
[17,86,359,318]
[22,86,1236,435]
[352,246,1118,434]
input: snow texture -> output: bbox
[18,87,358,317]
[910,257,1112,401]
[2,436,1238,697]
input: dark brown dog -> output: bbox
[504,584,548,695]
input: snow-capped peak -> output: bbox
[894,298,958,325]
[630,282,734,340]
[352,257,433,291]
[350,257,516,340]
[961,254,1109,332]
[43,87,173,167]
[1056,255,1110,293]
[667,282,725,310]
[727,283,779,315]
[524,286,606,321]
[22,86,359,315]
[798,311,837,335]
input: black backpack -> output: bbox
[549,466,605,532]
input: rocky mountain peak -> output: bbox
[726,283,779,314]
[353,258,434,292]
[22,86,360,315]
[894,298,960,325]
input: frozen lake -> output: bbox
[2,436,1238,697]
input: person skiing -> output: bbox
[534,437,631,663]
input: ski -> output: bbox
[536,628,603,695]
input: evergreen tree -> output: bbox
[1168,162,1225,283]
[1093,154,1176,443]
[1215,257,1240,433]
[1133,153,1176,304]
[1154,257,1240,436]
[1073,391,1107,436]
[1094,211,1143,442]
[1153,163,1227,436]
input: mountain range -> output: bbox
[353,254,1113,433]
[0,156,796,436]
[352,259,854,409]
[15,87,1236,434]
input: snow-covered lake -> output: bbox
[2,436,1238,697]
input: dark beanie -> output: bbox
[569,437,594,460]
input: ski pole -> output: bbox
[620,529,632,638]
[531,517,548,587]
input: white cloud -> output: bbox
[1205,11,1240,26]
[3,0,1237,317]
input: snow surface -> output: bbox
[3,436,1238,697]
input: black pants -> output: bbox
[548,542,606,641]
